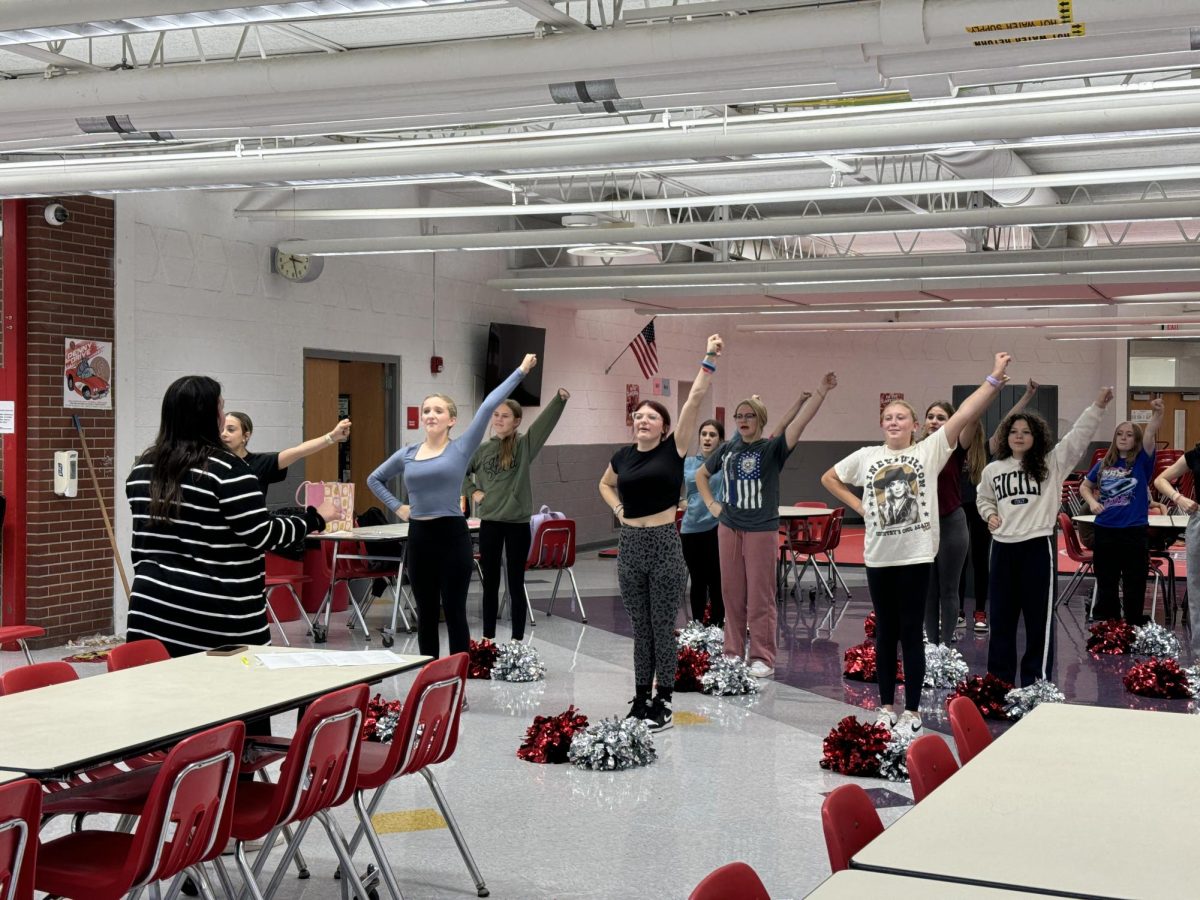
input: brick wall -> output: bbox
[23,198,116,642]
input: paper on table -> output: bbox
[254,650,406,669]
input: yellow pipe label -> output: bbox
[966,0,1082,45]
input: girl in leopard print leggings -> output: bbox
[600,333,723,732]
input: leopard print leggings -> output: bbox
[618,523,687,692]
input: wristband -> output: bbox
[614,504,624,515]
[700,360,716,373]
[705,351,718,357]
[985,375,1003,388]
[324,432,335,445]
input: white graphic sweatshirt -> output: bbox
[976,404,1104,543]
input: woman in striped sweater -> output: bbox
[126,375,337,657]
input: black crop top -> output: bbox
[611,439,684,518]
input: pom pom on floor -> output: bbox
[491,641,546,682]
[674,646,711,693]
[1003,680,1065,721]
[568,717,657,771]
[923,643,969,689]
[701,655,762,695]
[676,620,725,656]
[1123,657,1200,700]
[1130,622,1181,660]
[1086,619,1134,656]
[467,638,499,679]
[947,674,1013,720]
[818,715,890,777]
[517,706,590,764]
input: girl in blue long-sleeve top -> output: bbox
[369,353,538,658]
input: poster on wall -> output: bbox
[64,339,112,410]
[879,391,904,412]
[626,383,640,426]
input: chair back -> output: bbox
[276,684,368,826]
[947,696,993,765]
[527,519,576,570]
[1060,478,1083,516]
[0,661,77,696]
[388,653,468,781]
[125,721,244,891]
[0,779,40,900]
[688,861,770,900]
[1057,512,1091,564]
[906,734,959,803]
[266,551,305,580]
[820,783,884,873]
[106,639,171,673]
[1089,447,1107,468]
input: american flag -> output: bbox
[629,319,658,378]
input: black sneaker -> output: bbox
[625,696,652,722]
[646,697,673,732]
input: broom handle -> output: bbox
[72,415,131,600]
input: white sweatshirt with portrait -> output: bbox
[976,403,1104,543]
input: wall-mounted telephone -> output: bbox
[54,450,78,497]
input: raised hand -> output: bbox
[519,354,538,374]
[330,419,352,442]
[818,372,838,395]
[992,352,1012,381]
[1151,397,1165,414]
[558,388,571,401]
[706,334,723,357]
[1096,387,1115,409]
[1025,379,1039,395]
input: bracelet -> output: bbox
[704,351,718,357]
[614,504,624,515]
[985,375,1003,388]
[700,360,716,373]
[324,432,335,445]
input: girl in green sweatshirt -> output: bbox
[465,388,570,641]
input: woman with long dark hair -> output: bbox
[977,388,1112,686]
[680,418,726,626]
[369,354,537,659]
[126,375,336,656]
[464,388,570,642]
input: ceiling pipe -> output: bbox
[277,198,1200,255]
[736,314,1200,332]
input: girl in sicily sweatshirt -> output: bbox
[976,387,1113,687]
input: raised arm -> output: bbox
[525,387,569,457]
[821,466,864,517]
[674,334,723,456]
[1048,388,1111,483]
[457,355,535,454]
[277,418,352,469]
[766,391,805,439]
[784,372,837,450]
[1141,397,1165,454]
[1154,455,1197,514]
[943,353,1012,449]
[989,379,1038,455]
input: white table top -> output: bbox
[778,505,833,517]
[809,870,1073,899]
[0,646,427,778]
[315,519,481,541]
[1072,513,1189,530]
[852,704,1200,899]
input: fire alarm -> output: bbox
[430,355,444,374]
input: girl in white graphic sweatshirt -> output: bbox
[975,387,1112,687]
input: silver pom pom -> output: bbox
[491,640,546,683]
[1130,623,1181,660]
[923,643,969,689]
[568,717,657,771]
[1003,679,1065,720]
[877,729,914,783]
[1186,665,1200,700]
[677,620,725,656]
[700,655,762,696]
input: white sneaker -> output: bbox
[874,708,897,729]
[895,710,923,736]
[748,660,773,679]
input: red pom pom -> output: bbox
[1123,657,1194,699]
[1087,619,1134,657]
[517,706,590,764]
[842,641,904,683]
[863,612,877,640]
[674,646,711,692]
[362,692,404,741]
[819,715,890,777]
[947,674,1013,720]
[468,638,499,679]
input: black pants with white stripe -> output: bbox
[987,535,1055,687]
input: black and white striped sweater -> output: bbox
[126,450,319,656]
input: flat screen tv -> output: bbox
[484,322,546,406]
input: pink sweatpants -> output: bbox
[718,524,779,667]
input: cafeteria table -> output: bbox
[808,869,1075,898]
[851,703,1200,900]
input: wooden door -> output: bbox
[303,357,340,484]
[1128,391,1200,450]
[338,361,387,515]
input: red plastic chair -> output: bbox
[531,519,587,623]
[105,639,170,673]
[0,625,45,666]
[689,861,770,900]
[35,721,244,900]
[948,696,993,765]
[1057,511,1095,613]
[0,661,77,696]
[311,536,414,642]
[346,652,487,899]
[216,684,370,900]
[821,783,884,873]
[0,778,41,900]
[781,508,848,601]
[264,552,313,646]
[906,734,960,803]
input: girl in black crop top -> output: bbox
[599,334,723,732]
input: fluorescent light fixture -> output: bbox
[565,244,656,259]
[0,2,471,46]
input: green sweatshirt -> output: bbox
[463,393,567,523]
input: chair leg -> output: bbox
[524,587,536,630]
[18,639,34,665]
[352,789,407,900]
[264,594,291,647]
[259,820,313,900]
[545,570,562,618]
[420,768,488,897]
[567,568,586,623]
[314,810,374,900]
[826,554,852,598]
[285,586,312,637]
[233,843,268,900]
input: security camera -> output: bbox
[44,202,69,226]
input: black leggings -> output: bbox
[1091,524,1149,623]
[478,519,533,641]
[865,563,930,712]
[680,526,725,625]
[960,501,991,614]
[406,517,473,658]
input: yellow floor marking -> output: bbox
[672,711,710,726]
[371,808,448,834]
